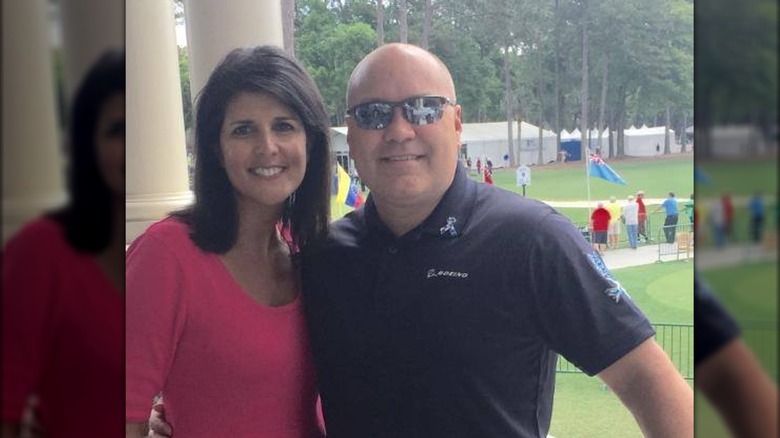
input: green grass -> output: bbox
[696,261,778,437]
[549,261,693,438]
[695,160,778,198]
[481,155,693,201]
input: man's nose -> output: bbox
[382,106,416,143]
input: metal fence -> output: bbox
[555,321,778,381]
[575,212,674,248]
[655,222,695,262]
[556,322,695,380]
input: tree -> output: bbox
[376,0,385,46]
[398,0,408,43]
[282,0,297,54]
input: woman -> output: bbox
[2,50,125,436]
[125,46,331,437]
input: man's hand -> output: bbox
[148,402,172,437]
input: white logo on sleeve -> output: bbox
[587,251,631,303]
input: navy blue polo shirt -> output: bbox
[694,275,740,365]
[301,164,654,438]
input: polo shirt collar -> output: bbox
[363,164,477,242]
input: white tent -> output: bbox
[459,120,558,166]
[620,126,678,156]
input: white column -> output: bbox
[125,0,192,244]
[1,0,66,243]
[59,0,124,100]
[183,0,284,99]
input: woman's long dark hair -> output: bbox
[174,46,331,254]
[49,49,125,253]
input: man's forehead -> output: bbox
[349,68,449,106]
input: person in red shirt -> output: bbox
[721,192,734,239]
[590,202,611,254]
[636,190,649,242]
[483,161,494,185]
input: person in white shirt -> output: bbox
[622,195,640,249]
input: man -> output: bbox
[150,44,692,438]
[636,190,650,242]
[622,195,640,249]
[302,44,690,437]
[721,191,734,239]
[605,196,622,249]
[654,191,679,244]
[748,191,765,243]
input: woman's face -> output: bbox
[95,93,125,197]
[219,91,307,211]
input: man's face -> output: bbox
[346,50,462,209]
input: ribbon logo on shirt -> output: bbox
[439,216,458,237]
[587,251,631,303]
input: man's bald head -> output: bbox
[346,43,456,107]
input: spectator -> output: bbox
[636,190,650,242]
[654,192,679,244]
[721,192,735,239]
[590,202,611,254]
[622,195,640,249]
[606,196,622,249]
[684,194,695,232]
[708,198,726,248]
[483,161,493,185]
[748,191,765,243]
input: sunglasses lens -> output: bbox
[403,97,445,126]
[354,102,394,130]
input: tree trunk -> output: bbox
[597,53,608,154]
[516,112,523,163]
[504,49,515,166]
[680,113,687,153]
[281,0,296,55]
[422,0,433,49]
[617,85,626,156]
[579,0,589,159]
[376,0,384,46]
[536,36,545,166]
[399,0,408,43]
[554,0,561,158]
[664,106,671,154]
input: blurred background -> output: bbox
[694,0,778,436]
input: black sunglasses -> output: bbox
[346,95,455,130]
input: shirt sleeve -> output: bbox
[694,275,740,365]
[125,231,188,422]
[1,226,59,421]
[524,212,655,375]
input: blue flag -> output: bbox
[694,166,711,185]
[588,154,626,185]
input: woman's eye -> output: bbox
[232,124,253,136]
[273,121,296,132]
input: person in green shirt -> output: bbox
[683,194,694,232]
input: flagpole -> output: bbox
[586,146,592,216]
